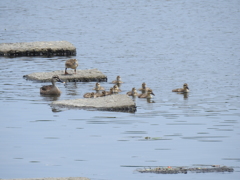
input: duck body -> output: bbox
[138,82,151,93]
[65,59,78,74]
[111,76,123,84]
[40,75,64,95]
[172,83,189,93]
[83,92,96,98]
[105,88,114,95]
[127,87,138,96]
[112,84,121,93]
[93,82,105,91]
[138,89,155,99]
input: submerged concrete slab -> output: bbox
[0,41,76,57]
[23,69,107,82]
[51,94,137,113]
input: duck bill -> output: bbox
[58,79,65,83]
[151,92,155,96]
[186,87,189,90]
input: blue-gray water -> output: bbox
[0,0,240,180]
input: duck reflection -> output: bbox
[147,98,155,103]
[176,92,189,99]
[64,82,79,96]
[40,94,60,101]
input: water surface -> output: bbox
[0,0,240,180]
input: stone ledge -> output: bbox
[23,69,107,82]
[51,94,137,113]
[0,41,76,57]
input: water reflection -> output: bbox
[40,94,60,101]
[64,82,79,96]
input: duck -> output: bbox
[138,82,151,93]
[98,91,108,97]
[127,87,138,96]
[172,83,189,93]
[112,84,121,93]
[138,89,155,99]
[83,92,96,98]
[65,59,78,74]
[93,82,105,91]
[40,75,64,95]
[111,75,123,84]
[105,88,114,95]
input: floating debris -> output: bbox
[137,165,234,174]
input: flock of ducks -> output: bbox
[40,59,190,98]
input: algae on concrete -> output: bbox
[23,69,107,82]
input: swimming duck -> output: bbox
[138,82,151,93]
[83,92,96,98]
[65,59,78,74]
[98,91,108,97]
[112,84,121,93]
[172,83,189,93]
[111,76,123,84]
[40,75,64,95]
[93,82,105,91]
[127,87,138,96]
[138,89,155,99]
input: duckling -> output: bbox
[99,91,108,97]
[83,92,96,98]
[138,89,155,99]
[40,75,64,95]
[127,87,138,96]
[105,88,114,95]
[138,82,151,93]
[65,59,78,74]
[112,84,121,93]
[111,75,123,84]
[93,82,105,91]
[172,83,189,93]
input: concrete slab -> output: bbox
[0,41,76,57]
[51,94,137,113]
[23,69,107,82]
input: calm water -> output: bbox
[0,0,240,180]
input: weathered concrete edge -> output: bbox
[51,94,137,113]
[1,177,90,180]
[23,69,108,82]
[0,41,76,57]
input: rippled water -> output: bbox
[0,0,240,180]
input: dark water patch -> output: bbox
[197,132,209,134]
[44,137,59,139]
[31,120,55,122]
[68,119,86,121]
[155,148,171,150]
[222,158,240,162]
[182,136,228,142]
[94,116,117,118]
[75,159,87,161]
[29,161,40,163]
[216,129,233,131]
[139,137,172,141]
